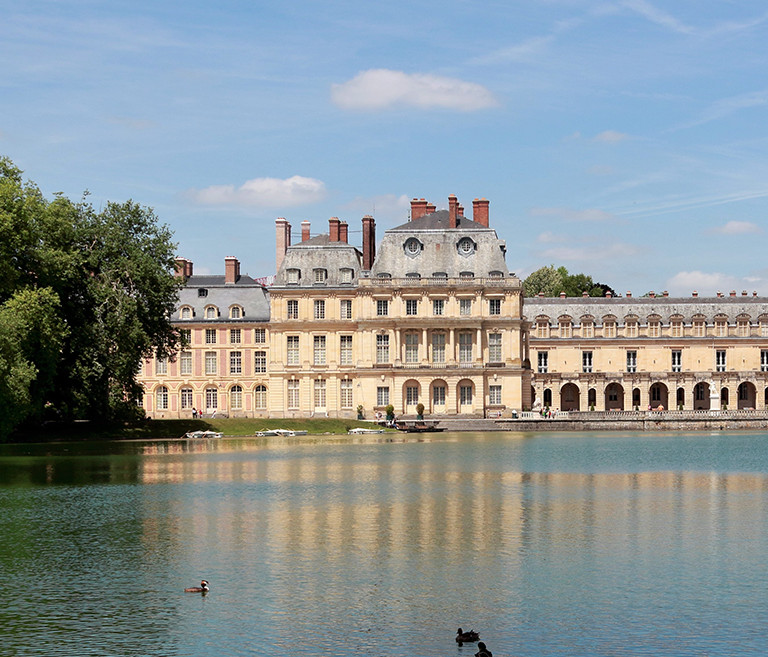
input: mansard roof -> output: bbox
[273,233,363,287]
[177,275,270,322]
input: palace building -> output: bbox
[138,195,768,419]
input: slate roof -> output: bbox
[176,275,270,322]
[273,236,363,287]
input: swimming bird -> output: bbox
[185,579,209,593]
[456,628,480,645]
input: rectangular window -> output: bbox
[459,299,472,316]
[230,386,243,409]
[340,268,353,284]
[648,322,660,338]
[376,334,389,363]
[406,386,419,406]
[155,357,167,375]
[377,386,390,406]
[582,351,593,373]
[459,333,472,364]
[582,323,593,338]
[405,333,419,363]
[433,386,446,406]
[738,320,750,337]
[536,321,550,338]
[287,380,299,409]
[671,321,683,338]
[180,388,193,409]
[314,299,325,320]
[156,387,168,410]
[406,299,418,316]
[254,386,267,409]
[287,300,299,319]
[287,336,299,366]
[715,320,727,337]
[432,333,445,364]
[205,388,217,410]
[488,333,502,363]
[254,327,266,343]
[340,299,352,320]
[313,379,326,408]
[625,322,638,338]
[489,385,502,405]
[340,379,353,408]
[205,351,217,375]
[313,335,326,365]
[180,328,192,344]
[205,328,217,344]
[254,351,267,373]
[626,350,637,373]
[489,299,501,315]
[693,320,705,337]
[180,351,192,375]
[460,385,473,405]
[230,351,242,374]
[538,351,548,373]
[433,299,444,316]
[287,269,299,284]
[559,321,571,338]
[340,335,353,365]
[672,350,682,373]
[716,350,726,372]
[376,299,389,316]
[762,350,768,372]
[762,320,768,338]
[604,322,616,338]
[230,328,241,344]
[314,269,327,284]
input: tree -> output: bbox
[0,156,183,439]
[523,265,616,298]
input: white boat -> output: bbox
[348,427,385,434]
[184,430,223,439]
[255,429,280,437]
[256,429,308,437]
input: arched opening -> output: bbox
[693,382,710,410]
[721,387,729,410]
[737,382,756,409]
[430,379,448,414]
[676,387,685,410]
[530,386,537,409]
[403,380,420,414]
[632,388,641,410]
[588,388,597,410]
[457,379,474,414]
[649,382,668,411]
[543,388,553,408]
[560,383,580,411]
[604,383,624,411]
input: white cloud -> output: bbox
[537,231,565,243]
[622,0,694,35]
[666,270,744,296]
[331,69,498,112]
[187,176,326,207]
[711,220,761,235]
[594,130,629,143]
[531,207,617,222]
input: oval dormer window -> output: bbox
[404,238,421,257]
[457,238,475,256]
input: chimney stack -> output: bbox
[448,194,459,228]
[225,256,240,285]
[174,257,188,279]
[410,198,428,221]
[339,221,348,243]
[472,198,490,227]
[329,217,340,242]
[582,290,589,297]
[729,290,736,297]
[692,291,698,297]
[560,291,566,298]
[662,290,669,297]
[275,218,291,272]
[301,220,311,242]
[185,259,193,277]
[458,204,465,217]
[426,202,436,214]
[362,215,376,270]
[626,291,632,298]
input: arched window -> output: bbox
[230,306,242,319]
[255,385,268,409]
[180,306,192,319]
[205,306,218,319]
[230,385,243,410]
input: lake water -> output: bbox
[2,431,768,657]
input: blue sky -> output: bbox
[3,0,768,296]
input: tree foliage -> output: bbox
[523,265,616,298]
[0,156,183,439]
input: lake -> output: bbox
[1,431,767,656]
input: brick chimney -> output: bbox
[692,291,698,297]
[275,218,291,272]
[582,290,589,297]
[174,257,188,279]
[626,291,632,298]
[472,198,490,227]
[449,194,459,228]
[410,198,428,221]
[329,217,340,242]
[339,221,348,243]
[458,204,465,217]
[362,215,376,270]
[301,220,311,242]
[225,256,240,284]
[662,290,669,297]
[729,290,736,297]
[426,202,436,214]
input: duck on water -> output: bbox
[456,628,480,645]
[185,580,209,593]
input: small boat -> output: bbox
[255,429,280,437]
[184,430,223,439]
[394,421,445,433]
[348,427,385,434]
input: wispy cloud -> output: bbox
[186,176,326,207]
[673,90,768,131]
[594,130,629,143]
[537,231,566,244]
[622,0,695,35]
[710,220,762,235]
[666,270,745,296]
[531,207,618,222]
[331,69,498,112]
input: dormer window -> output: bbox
[406,272,420,279]
[205,306,218,319]
[457,238,475,256]
[180,306,192,319]
[377,272,391,279]
[460,271,474,279]
[489,270,503,278]
[404,238,421,257]
[198,288,208,297]
[287,269,300,284]
[314,268,327,284]
[340,268,353,284]
[230,306,243,319]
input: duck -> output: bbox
[456,628,480,645]
[184,579,210,593]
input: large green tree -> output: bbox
[523,265,615,298]
[0,157,183,438]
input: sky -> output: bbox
[3,0,768,296]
